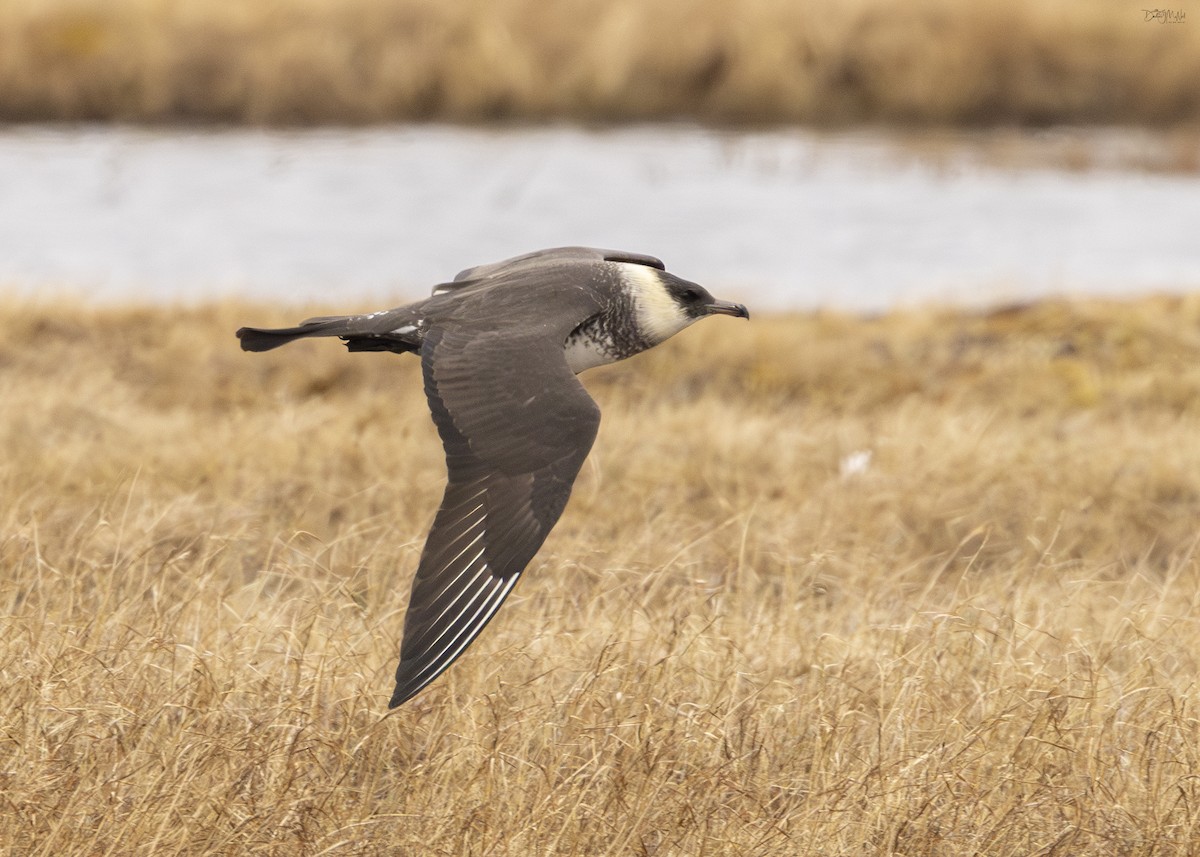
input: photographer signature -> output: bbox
[1143,9,1186,22]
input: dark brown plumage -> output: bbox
[236,247,748,707]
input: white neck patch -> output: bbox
[621,263,694,345]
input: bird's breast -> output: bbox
[563,308,650,374]
[563,326,622,374]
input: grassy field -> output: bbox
[2,294,1200,854]
[1,0,1198,126]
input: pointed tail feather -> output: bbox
[237,313,422,355]
[236,317,361,352]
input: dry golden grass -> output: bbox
[1,0,1198,126]
[3,293,1200,854]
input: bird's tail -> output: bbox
[236,316,358,352]
[236,311,426,353]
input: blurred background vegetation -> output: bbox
[2,0,1197,126]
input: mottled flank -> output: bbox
[0,0,1198,126]
[3,295,1200,854]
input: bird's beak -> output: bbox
[706,299,750,320]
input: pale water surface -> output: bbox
[1,125,1197,311]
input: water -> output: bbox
[1,125,1197,311]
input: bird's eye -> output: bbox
[681,288,701,302]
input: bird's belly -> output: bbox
[563,330,621,374]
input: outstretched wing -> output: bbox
[434,246,665,294]
[389,324,601,707]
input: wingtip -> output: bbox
[388,667,430,708]
[387,686,409,709]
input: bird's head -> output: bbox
[621,262,750,345]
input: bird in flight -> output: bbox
[237,247,749,707]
